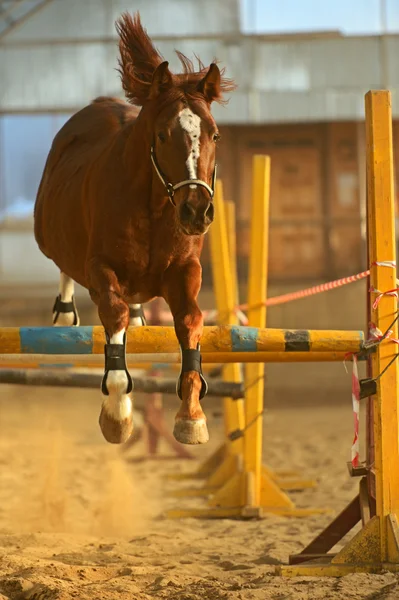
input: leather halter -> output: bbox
[150,145,217,207]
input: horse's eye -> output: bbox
[158,132,166,143]
[213,132,221,142]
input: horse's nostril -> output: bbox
[180,202,196,222]
[205,202,214,222]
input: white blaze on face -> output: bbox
[178,107,201,189]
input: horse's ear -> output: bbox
[197,63,221,104]
[149,61,173,99]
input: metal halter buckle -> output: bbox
[166,183,175,201]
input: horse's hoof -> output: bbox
[99,408,133,444]
[173,418,209,445]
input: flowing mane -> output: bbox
[116,12,236,106]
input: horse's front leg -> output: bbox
[162,261,209,445]
[87,258,133,444]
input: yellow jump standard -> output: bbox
[278,90,399,576]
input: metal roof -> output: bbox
[0,0,398,122]
[1,0,240,40]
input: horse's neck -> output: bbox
[123,118,150,173]
[122,117,174,220]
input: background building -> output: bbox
[1,0,398,284]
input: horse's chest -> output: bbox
[105,218,194,296]
[112,229,177,275]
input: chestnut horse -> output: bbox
[34,12,235,445]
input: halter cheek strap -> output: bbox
[150,146,217,206]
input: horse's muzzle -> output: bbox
[179,199,214,235]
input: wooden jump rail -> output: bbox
[0,350,368,368]
[0,368,244,398]
[0,325,365,355]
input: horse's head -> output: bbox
[148,62,221,235]
[116,13,236,236]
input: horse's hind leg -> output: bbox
[53,272,80,326]
[87,258,133,444]
[162,261,209,445]
[129,304,146,326]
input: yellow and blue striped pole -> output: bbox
[0,326,365,355]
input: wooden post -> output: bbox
[366,90,399,560]
[208,181,245,451]
[225,200,239,308]
[224,199,245,431]
[244,155,270,507]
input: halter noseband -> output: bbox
[150,146,217,207]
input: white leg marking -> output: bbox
[179,107,201,189]
[129,303,144,327]
[59,273,74,302]
[102,329,132,421]
[53,273,79,326]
